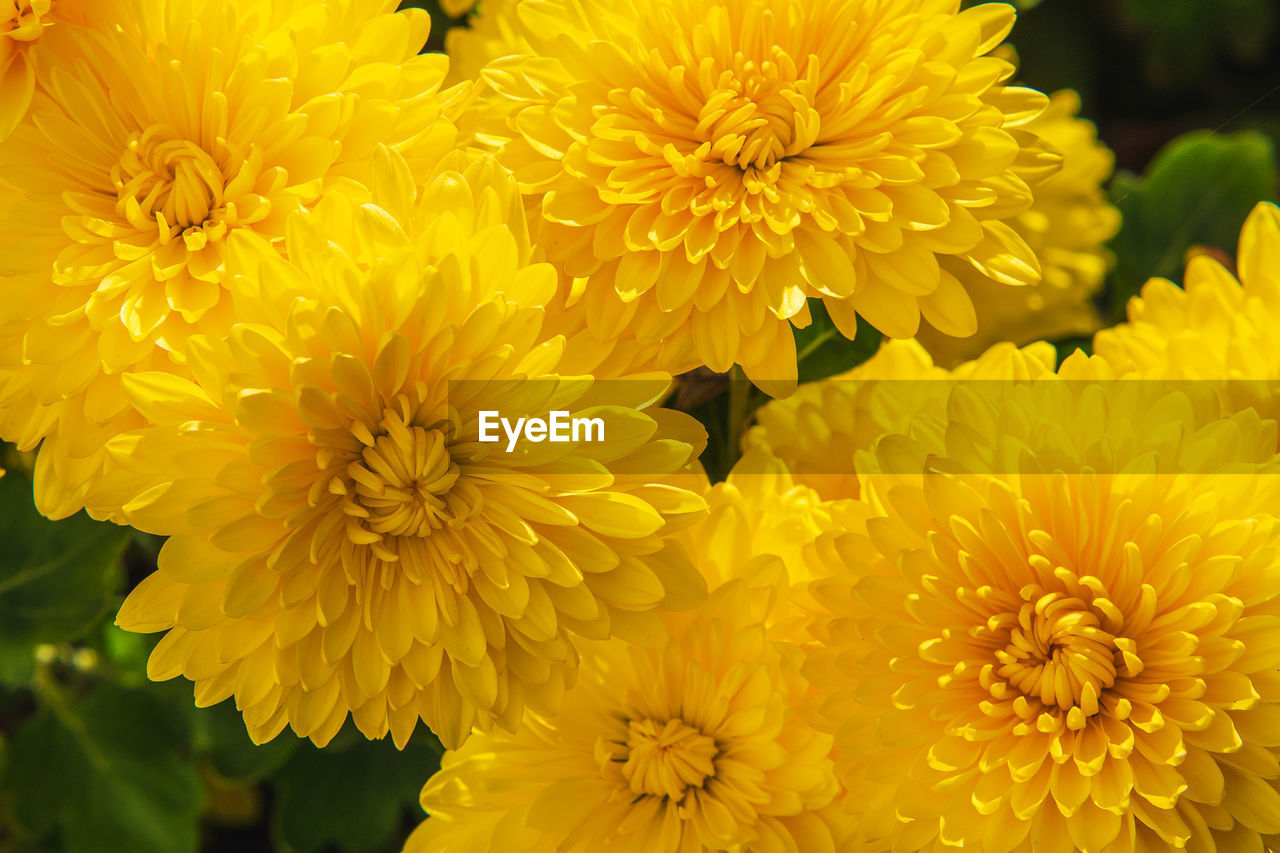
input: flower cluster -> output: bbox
[3,1,1279,852]
[0,0,453,518]
[91,148,710,749]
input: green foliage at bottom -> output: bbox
[5,684,203,853]
[272,734,443,853]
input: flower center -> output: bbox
[696,48,819,171]
[339,411,460,544]
[993,592,1118,711]
[112,126,226,231]
[3,0,47,41]
[621,718,719,801]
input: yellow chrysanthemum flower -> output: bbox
[694,443,874,651]
[805,371,1280,850]
[917,90,1120,366]
[407,578,845,853]
[746,337,1057,501]
[87,149,709,750]
[692,446,838,587]
[445,0,528,86]
[0,0,453,518]
[471,0,1061,393]
[1094,201,1280,385]
[0,0,89,139]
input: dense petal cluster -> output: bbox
[407,579,845,853]
[0,0,453,518]
[89,150,709,750]
[471,0,1060,392]
[918,90,1120,365]
[1087,201,1280,451]
[675,442,875,656]
[0,0,89,139]
[746,338,1057,501]
[686,447,839,589]
[1094,202,1280,383]
[805,370,1280,850]
[8,0,1280,849]
[405,441,860,851]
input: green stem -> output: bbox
[795,326,836,363]
[724,365,750,477]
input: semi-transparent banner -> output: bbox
[441,378,1280,476]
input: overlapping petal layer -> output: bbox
[0,0,91,139]
[805,367,1280,851]
[1094,202,1280,387]
[746,337,1057,501]
[918,90,1120,365]
[87,150,709,750]
[470,0,1061,393]
[0,0,453,518]
[445,0,528,85]
[407,579,845,852]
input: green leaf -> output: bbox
[1107,130,1279,315]
[197,700,298,784]
[4,711,70,838]
[3,833,69,853]
[0,644,34,688]
[0,472,131,649]
[130,530,166,562]
[794,300,882,384]
[3,683,203,853]
[98,620,152,685]
[272,732,443,853]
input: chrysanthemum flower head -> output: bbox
[0,0,454,518]
[1089,201,1280,445]
[407,577,845,852]
[917,90,1120,366]
[746,338,1057,500]
[684,444,872,650]
[89,148,709,750]
[691,447,837,589]
[1094,201,1280,384]
[805,368,1280,850]
[471,0,1061,393]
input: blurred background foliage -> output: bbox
[1,1,1278,851]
